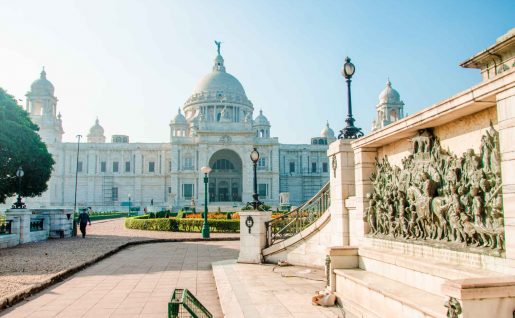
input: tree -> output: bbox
[0,88,54,204]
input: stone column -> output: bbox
[497,86,515,259]
[238,211,272,264]
[351,147,377,246]
[5,209,32,244]
[327,139,355,246]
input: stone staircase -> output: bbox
[328,244,515,318]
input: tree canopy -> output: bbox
[0,88,54,204]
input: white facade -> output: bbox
[24,46,336,211]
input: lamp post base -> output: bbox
[338,125,364,140]
[202,222,210,239]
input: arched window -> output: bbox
[213,159,235,170]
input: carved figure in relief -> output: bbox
[366,127,504,254]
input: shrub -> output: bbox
[125,217,178,231]
[124,216,239,233]
[177,210,185,218]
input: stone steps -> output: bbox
[334,268,447,318]
[358,246,501,295]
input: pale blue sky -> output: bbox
[0,1,513,143]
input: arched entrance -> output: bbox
[208,149,242,202]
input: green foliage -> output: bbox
[226,212,232,220]
[177,210,185,218]
[241,202,271,211]
[0,88,54,203]
[125,216,239,233]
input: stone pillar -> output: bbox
[238,211,272,264]
[5,209,32,244]
[497,86,515,259]
[327,139,355,246]
[352,147,377,246]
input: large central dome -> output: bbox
[184,51,253,112]
[193,70,246,97]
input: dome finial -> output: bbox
[178,108,181,114]
[260,109,263,115]
[386,77,391,86]
[214,40,222,55]
[95,117,99,125]
[41,66,47,79]
[326,120,330,127]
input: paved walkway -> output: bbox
[213,260,343,318]
[2,241,239,318]
[0,218,238,304]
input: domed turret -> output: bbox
[87,118,106,143]
[170,108,187,125]
[170,109,188,137]
[254,110,271,138]
[320,121,335,139]
[30,67,55,96]
[372,79,405,131]
[378,79,401,104]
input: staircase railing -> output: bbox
[265,182,330,247]
[168,288,212,318]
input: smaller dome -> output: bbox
[170,109,187,125]
[379,79,401,104]
[30,67,55,95]
[88,118,105,136]
[254,110,270,126]
[87,118,106,143]
[321,121,335,138]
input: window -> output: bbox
[77,161,83,173]
[113,161,119,173]
[100,161,106,173]
[258,157,266,169]
[148,161,155,172]
[168,187,172,194]
[258,184,268,198]
[125,161,131,172]
[311,162,317,173]
[169,161,172,172]
[289,162,295,173]
[322,162,328,173]
[112,187,118,201]
[184,157,193,170]
[182,184,194,199]
[213,159,234,170]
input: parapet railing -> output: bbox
[0,219,12,235]
[30,218,44,232]
[168,288,212,318]
[265,181,330,248]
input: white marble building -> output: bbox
[24,46,341,211]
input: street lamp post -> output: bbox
[250,148,262,210]
[128,194,131,217]
[12,166,25,209]
[338,57,363,140]
[200,166,212,239]
[73,135,82,213]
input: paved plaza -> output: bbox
[2,241,239,318]
[0,218,238,305]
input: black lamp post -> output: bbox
[12,166,25,209]
[128,194,131,217]
[338,57,363,139]
[250,148,262,210]
[200,166,212,239]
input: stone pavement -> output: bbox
[213,260,344,318]
[0,218,238,306]
[2,241,239,318]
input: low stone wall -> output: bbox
[0,234,19,249]
[263,210,332,268]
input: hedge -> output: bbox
[125,217,240,233]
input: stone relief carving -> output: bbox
[365,125,504,254]
[444,297,462,318]
[219,135,232,144]
[331,154,337,178]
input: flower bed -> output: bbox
[125,216,239,233]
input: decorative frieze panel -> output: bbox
[365,125,504,254]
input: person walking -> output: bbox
[78,209,91,238]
